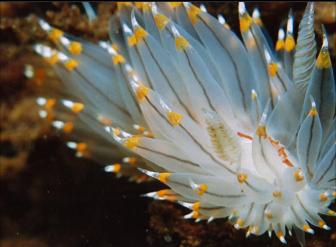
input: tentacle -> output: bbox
[293,3,316,89]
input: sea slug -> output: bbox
[34,2,335,245]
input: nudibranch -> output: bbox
[34,2,335,245]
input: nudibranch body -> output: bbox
[34,2,335,245]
